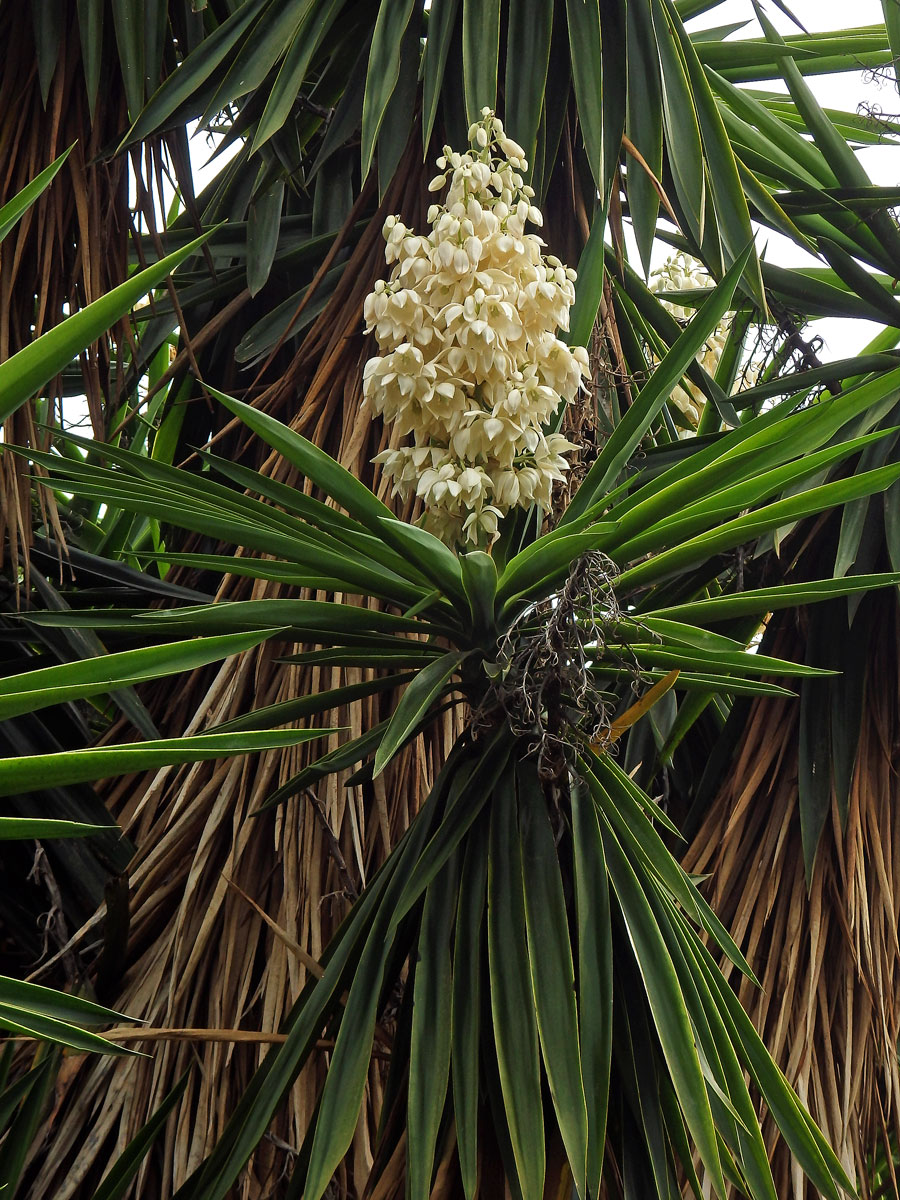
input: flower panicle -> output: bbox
[362,109,589,548]
[649,250,763,429]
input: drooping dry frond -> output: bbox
[0,6,128,571]
[683,602,900,1198]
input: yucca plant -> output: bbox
[8,1,900,1197]
[9,174,900,1192]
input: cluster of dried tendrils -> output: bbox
[481,552,642,779]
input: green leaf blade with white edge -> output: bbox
[689,918,853,1199]
[0,976,131,1027]
[570,777,613,1199]
[618,464,900,591]
[0,231,214,424]
[565,0,603,186]
[408,859,457,1200]
[206,386,395,534]
[0,629,280,721]
[459,550,497,637]
[651,573,900,623]
[0,1005,134,1056]
[374,652,465,778]
[462,0,500,125]
[562,244,754,526]
[0,818,118,841]
[360,0,417,181]
[0,729,333,798]
[0,977,133,1056]
[488,767,545,1200]
[376,517,467,606]
[519,764,588,1199]
[451,821,488,1200]
[0,146,72,243]
[90,1072,191,1200]
[601,816,726,1196]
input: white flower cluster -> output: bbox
[650,251,760,429]
[363,109,589,547]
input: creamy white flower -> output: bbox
[649,251,763,431]
[363,111,591,546]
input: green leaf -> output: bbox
[660,906,776,1200]
[111,0,147,119]
[648,0,712,263]
[422,0,461,152]
[408,859,457,1200]
[496,523,618,611]
[0,818,117,841]
[373,651,465,777]
[568,197,609,348]
[0,230,213,424]
[391,733,512,926]
[212,673,415,734]
[375,517,467,606]
[818,236,900,327]
[360,0,417,181]
[206,387,396,535]
[31,0,64,104]
[0,1047,59,1192]
[601,818,726,1195]
[451,822,488,1200]
[519,765,588,1198]
[247,178,285,296]
[563,244,753,526]
[617,465,900,591]
[462,0,500,124]
[259,723,389,809]
[119,0,270,145]
[0,980,132,1055]
[0,147,72,244]
[488,767,545,1200]
[252,0,346,151]
[172,751,474,1199]
[300,756,465,1200]
[90,1072,191,1200]
[459,550,498,637]
[883,0,900,85]
[626,0,664,273]
[0,1061,49,1136]
[0,728,333,798]
[0,976,131,1026]
[689,921,852,1199]
[651,574,900,623]
[668,3,764,306]
[565,0,603,185]
[570,778,612,1199]
[0,629,280,720]
[616,641,834,680]
[505,0,553,167]
[76,0,105,118]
